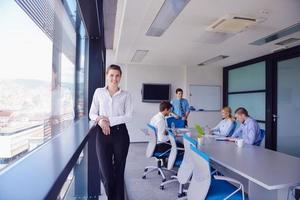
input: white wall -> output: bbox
[123,64,186,142]
[120,63,223,142]
[186,65,223,129]
[106,49,116,68]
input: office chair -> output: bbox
[186,145,247,200]
[254,129,265,146]
[166,116,185,128]
[176,133,198,197]
[159,130,184,190]
[142,124,172,183]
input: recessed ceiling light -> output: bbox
[131,50,149,62]
[146,0,191,37]
[250,22,300,45]
[198,55,229,66]
[275,38,300,46]
[271,46,288,53]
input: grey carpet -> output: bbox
[125,143,180,200]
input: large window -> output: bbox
[0,1,53,169]
[62,0,88,118]
[60,53,75,121]
[0,1,87,171]
[76,22,88,118]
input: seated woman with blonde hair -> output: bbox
[209,106,235,137]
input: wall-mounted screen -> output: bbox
[142,84,170,103]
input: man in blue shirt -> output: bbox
[171,88,190,127]
[231,107,260,145]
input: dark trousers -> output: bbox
[95,124,130,200]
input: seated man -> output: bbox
[150,101,184,154]
[231,107,260,145]
[150,101,173,153]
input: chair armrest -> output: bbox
[214,175,243,185]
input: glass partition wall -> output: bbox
[228,62,266,129]
[224,46,300,155]
[276,56,300,157]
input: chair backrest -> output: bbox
[177,134,198,184]
[228,120,237,137]
[254,129,265,146]
[188,145,211,200]
[166,116,185,128]
[167,130,178,170]
[146,124,157,158]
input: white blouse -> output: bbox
[89,87,133,127]
[150,112,169,143]
[212,118,234,136]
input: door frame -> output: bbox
[270,49,300,151]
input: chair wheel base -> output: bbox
[162,178,166,182]
[142,175,146,179]
[144,168,148,172]
[160,185,164,190]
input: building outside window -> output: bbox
[0,0,86,171]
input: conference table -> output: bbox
[141,127,300,199]
[175,128,300,200]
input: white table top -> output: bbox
[192,133,300,190]
[141,127,300,190]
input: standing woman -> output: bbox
[89,64,133,200]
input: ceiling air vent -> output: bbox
[206,15,257,33]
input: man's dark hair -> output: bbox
[176,88,183,94]
[159,101,172,112]
[235,107,249,117]
[106,64,122,76]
